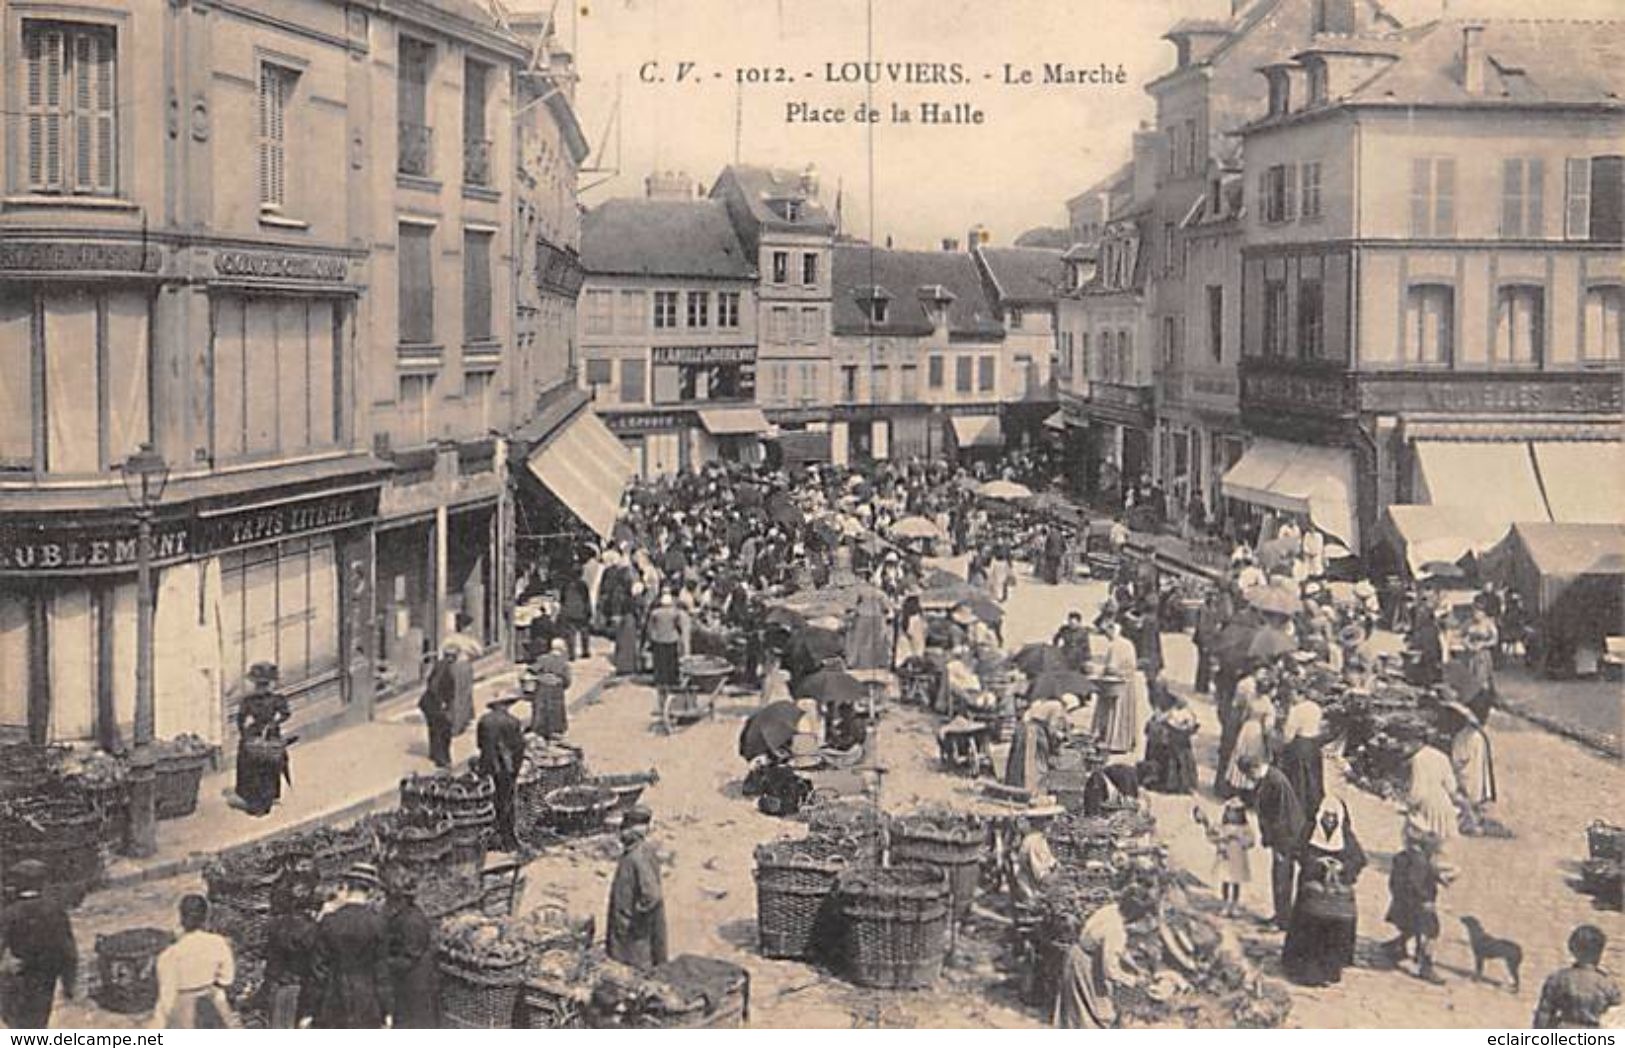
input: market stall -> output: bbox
[1481,522,1625,678]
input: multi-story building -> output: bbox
[829,243,1007,464]
[577,193,762,477]
[971,241,1065,448]
[1145,0,1400,524]
[1227,18,1624,558]
[711,164,836,442]
[1066,163,1133,248]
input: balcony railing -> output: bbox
[463,137,493,187]
[398,121,434,178]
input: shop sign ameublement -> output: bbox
[650,346,756,366]
[0,240,160,274]
[0,521,191,574]
[603,410,695,432]
[199,489,378,553]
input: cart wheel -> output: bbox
[661,694,679,734]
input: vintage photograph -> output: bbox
[0,0,1620,1033]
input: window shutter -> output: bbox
[26,28,65,191]
[1256,171,1267,224]
[1526,158,1544,237]
[69,32,115,194]
[1283,164,1297,221]
[1501,159,1522,237]
[87,32,115,193]
[1409,158,1432,236]
[1566,157,1592,239]
[1434,158,1456,236]
[258,66,288,208]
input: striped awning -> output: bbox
[525,410,635,540]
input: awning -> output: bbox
[1221,438,1357,549]
[1413,441,1551,526]
[1382,504,1515,576]
[1532,441,1623,525]
[949,414,1003,449]
[524,410,635,541]
[1042,410,1067,431]
[697,406,772,436]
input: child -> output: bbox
[1533,924,1621,1029]
[1202,799,1255,917]
[1383,828,1449,983]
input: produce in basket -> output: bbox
[438,913,528,968]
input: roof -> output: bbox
[1339,19,1625,108]
[1065,162,1133,209]
[392,0,529,60]
[580,199,753,279]
[712,164,836,233]
[975,247,1067,306]
[832,245,1003,339]
[1147,0,1401,91]
[1498,522,1625,579]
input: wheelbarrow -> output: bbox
[661,655,732,734]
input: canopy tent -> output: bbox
[1413,441,1552,531]
[524,410,635,540]
[1220,438,1358,550]
[1482,522,1625,617]
[697,407,773,436]
[1380,504,1518,577]
[949,414,1003,449]
[1531,442,1624,525]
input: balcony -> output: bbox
[398,122,433,178]
[463,137,493,187]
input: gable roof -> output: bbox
[832,245,1003,340]
[712,164,836,234]
[975,247,1067,306]
[1065,162,1134,209]
[580,199,753,279]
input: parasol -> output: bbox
[1012,643,1067,677]
[1026,669,1093,701]
[1246,625,1297,662]
[978,479,1034,501]
[784,626,846,681]
[1323,540,1355,560]
[892,516,944,541]
[793,668,865,706]
[1212,621,1261,673]
[767,494,804,529]
[739,700,802,762]
[1244,585,1302,617]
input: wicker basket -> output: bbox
[587,770,659,813]
[379,813,455,867]
[448,804,494,868]
[154,752,210,820]
[93,927,174,1014]
[520,980,587,1029]
[519,746,583,796]
[4,799,105,905]
[888,814,987,920]
[753,838,851,960]
[1587,821,1623,862]
[438,949,526,1029]
[836,865,950,990]
[209,898,273,955]
[544,785,616,837]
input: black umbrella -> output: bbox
[767,494,804,529]
[763,605,807,632]
[1027,669,1093,702]
[1247,625,1297,662]
[785,626,846,682]
[1012,643,1067,677]
[739,700,801,762]
[1212,621,1260,674]
[794,668,865,706]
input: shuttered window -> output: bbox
[398,225,435,345]
[258,64,297,210]
[462,230,493,342]
[24,22,117,196]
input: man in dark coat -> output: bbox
[309,864,390,1029]
[559,574,593,660]
[381,868,439,1029]
[418,650,456,769]
[606,806,668,970]
[1240,754,1306,931]
[477,695,527,851]
[1052,611,1091,671]
[0,860,77,1029]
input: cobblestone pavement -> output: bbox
[42,564,1625,1029]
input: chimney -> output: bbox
[799,163,820,199]
[1461,24,1486,94]
[967,224,989,249]
[942,238,960,252]
[1131,122,1161,205]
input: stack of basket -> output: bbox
[401,773,496,869]
[888,811,987,922]
[516,743,582,845]
[203,847,289,956]
[542,784,616,838]
[1,795,105,905]
[1582,820,1623,909]
[377,809,454,873]
[93,928,175,1015]
[438,944,527,1029]
[311,819,383,891]
[835,866,950,990]
[753,836,853,960]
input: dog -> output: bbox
[1461,916,1523,992]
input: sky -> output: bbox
[542,0,1622,250]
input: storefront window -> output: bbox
[219,536,340,699]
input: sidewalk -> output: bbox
[103,649,616,888]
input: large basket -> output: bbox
[888,814,987,920]
[836,865,950,990]
[154,752,210,820]
[379,812,454,867]
[1587,821,1623,862]
[208,898,273,955]
[438,949,526,1029]
[520,980,587,1029]
[753,838,851,960]
[4,799,105,905]
[93,927,174,1014]
[519,745,583,796]
[543,785,616,837]
[587,770,660,814]
[449,804,495,868]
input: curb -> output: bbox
[102,669,617,891]
[1494,697,1622,760]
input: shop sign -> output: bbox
[603,411,694,432]
[0,240,159,273]
[214,250,349,282]
[1241,369,1352,413]
[1359,375,1623,415]
[200,489,378,553]
[650,346,756,366]
[0,520,190,574]
[1091,383,1152,412]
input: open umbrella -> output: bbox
[892,516,943,541]
[1247,625,1297,662]
[919,566,965,589]
[1212,621,1261,674]
[1027,669,1093,702]
[794,667,865,706]
[763,605,807,633]
[959,593,1005,625]
[1012,643,1067,677]
[739,700,802,762]
[979,479,1034,501]
[1244,585,1302,617]
[785,626,846,681]
[767,493,804,529]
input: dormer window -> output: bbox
[1307,61,1328,105]
[784,199,802,221]
[1267,70,1291,116]
[870,300,889,324]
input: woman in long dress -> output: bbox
[845,589,891,671]
[895,595,928,668]
[236,662,291,817]
[1282,795,1367,987]
[1404,739,1462,856]
[1093,620,1139,755]
[1275,692,1326,818]
[612,584,648,677]
[1223,692,1276,798]
[1448,701,1497,833]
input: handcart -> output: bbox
[661,655,732,734]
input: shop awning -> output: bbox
[1042,410,1067,431]
[1382,504,1515,576]
[949,414,1003,449]
[697,406,772,436]
[525,410,635,540]
[1413,441,1552,527]
[1221,439,1357,549]
[1532,441,1624,525]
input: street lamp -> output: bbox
[119,442,170,859]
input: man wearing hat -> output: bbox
[418,647,457,769]
[0,860,77,1028]
[477,695,527,852]
[606,806,668,970]
[310,864,390,1029]
[235,661,291,817]
[381,868,438,1029]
